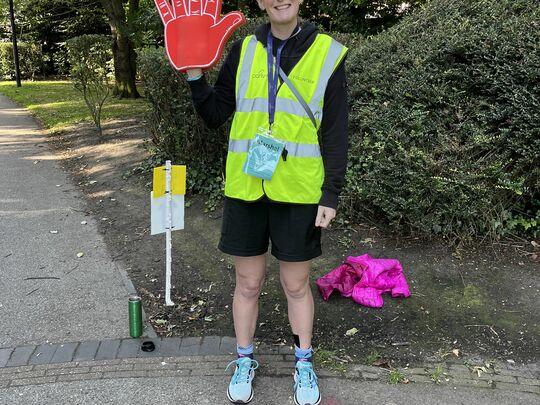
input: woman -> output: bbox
[186,1,348,403]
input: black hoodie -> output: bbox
[188,22,348,209]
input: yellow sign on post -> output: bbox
[152,165,186,198]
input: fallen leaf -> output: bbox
[531,241,539,248]
[473,366,487,377]
[49,230,58,234]
[345,327,358,337]
[452,349,460,357]
[372,359,390,368]
[80,221,87,225]
[76,252,84,258]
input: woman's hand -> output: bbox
[154,0,245,72]
[315,205,336,228]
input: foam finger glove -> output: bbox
[154,0,246,72]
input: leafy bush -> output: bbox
[66,35,113,137]
[52,42,71,76]
[345,0,540,240]
[0,42,43,80]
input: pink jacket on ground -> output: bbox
[316,254,411,308]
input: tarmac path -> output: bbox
[0,94,137,347]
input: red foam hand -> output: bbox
[154,0,246,72]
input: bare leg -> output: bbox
[232,255,267,347]
[279,260,314,349]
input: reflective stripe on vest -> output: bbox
[236,36,257,105]
[229,139,321,158]
[236,36,345,122]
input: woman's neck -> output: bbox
[270,19,299,40]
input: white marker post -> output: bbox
[150,162,185,307]
[164,160,174,306]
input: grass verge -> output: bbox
[0,80,149,132]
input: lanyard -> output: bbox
[267,30,289,131]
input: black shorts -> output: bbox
[218,197,322,262]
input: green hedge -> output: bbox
[345,0,539,239]
[0,42,43,80]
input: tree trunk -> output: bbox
[100,0,140,98]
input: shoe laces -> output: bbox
[226,358,259,384]
[296,362,317,389]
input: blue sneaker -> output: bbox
[293,361,321,405]
[225,357,259,404]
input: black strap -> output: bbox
[279,67,317,128]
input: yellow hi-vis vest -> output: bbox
[225,34,348,204]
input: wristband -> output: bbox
[186,74,203,82]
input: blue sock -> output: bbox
[237,343,254,359]
[295,346,313,363]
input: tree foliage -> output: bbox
[300,0,429,33]
[219,0,429,33]
[0,0,109,75]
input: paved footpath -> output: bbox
[0,94,538,404]
[0,94,147,347]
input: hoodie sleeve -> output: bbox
[319,55,349,209]
[186,40,242,129]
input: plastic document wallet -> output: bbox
[242,133,285,180]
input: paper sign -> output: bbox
[150,192,184,235]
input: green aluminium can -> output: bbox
[128,295,143,338]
